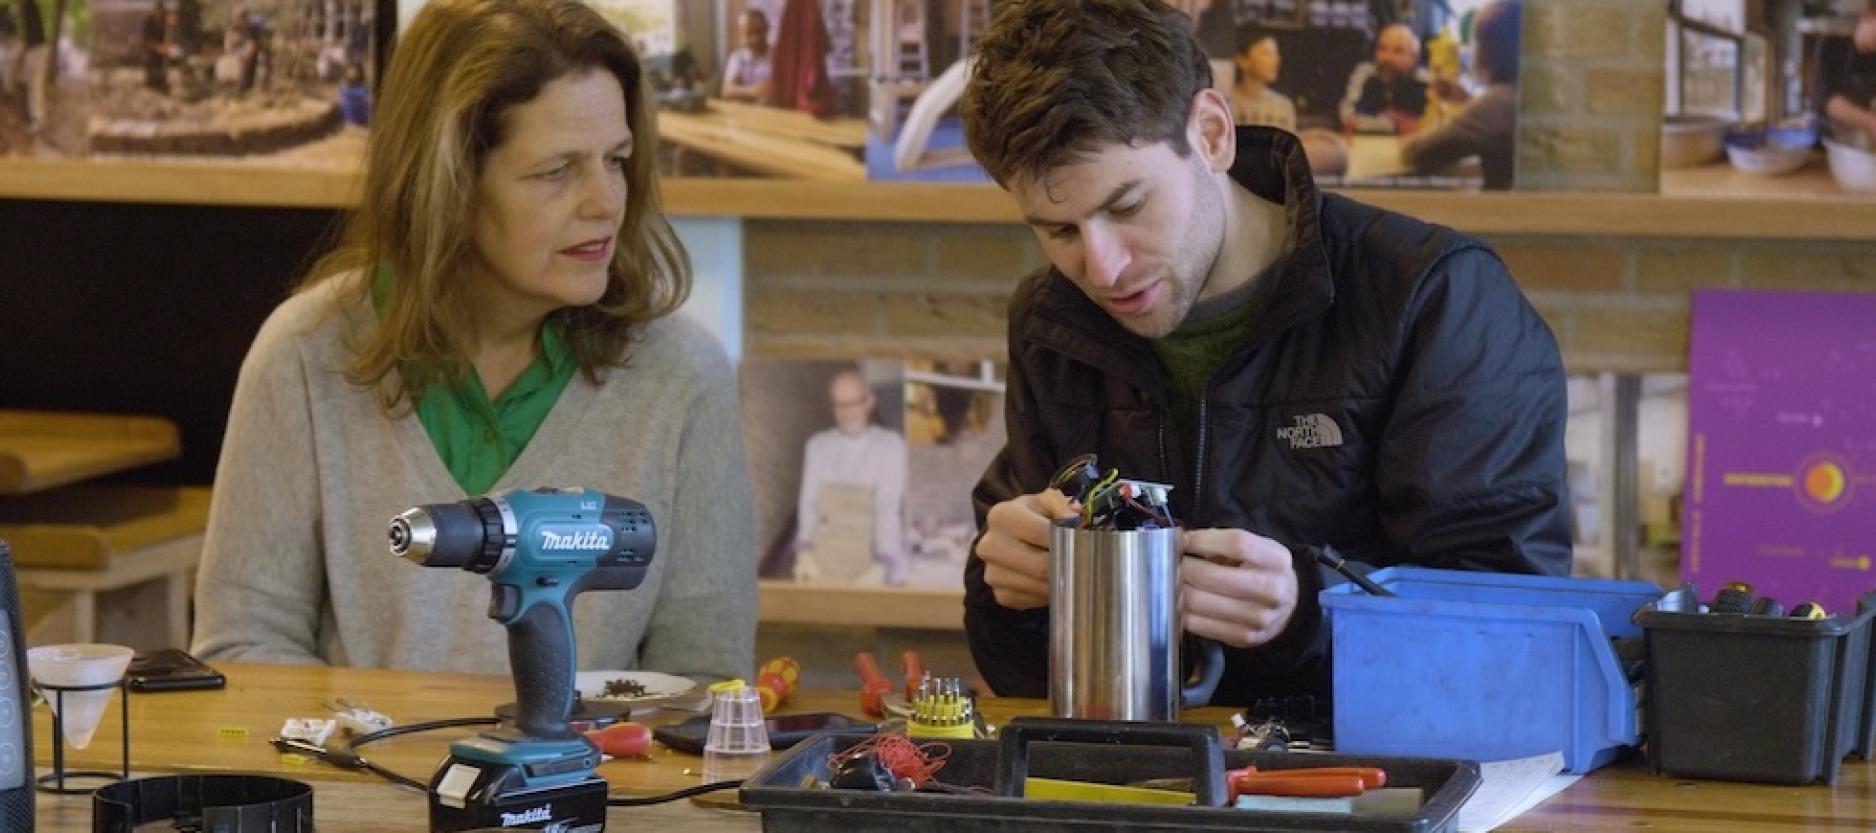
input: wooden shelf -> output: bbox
[0,158,362,208]
[0,410,182,495]
[0,485,210,569]
[758,579,963,629]
[6,157,1876,239]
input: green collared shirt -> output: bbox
[374,271,577,495]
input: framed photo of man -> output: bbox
[740,358,909,585]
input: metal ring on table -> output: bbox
[93,773,314,833]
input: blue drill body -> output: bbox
[389,487,655,831]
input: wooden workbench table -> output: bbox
[30,663,1876,831]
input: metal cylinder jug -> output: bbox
[1049,522,1223,721]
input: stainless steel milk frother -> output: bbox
[1048,521,1225,720]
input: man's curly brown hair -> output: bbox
[962,0,1212,188]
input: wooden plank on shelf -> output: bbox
[758,579,964,629]
[7,156,1876,239]
[1658,155,1848,201]
[0,158,360,208]
[705,99,869,149]
[0,410,181,495]
[0,485,211,569]
[662,178,1015,222]
[1343,188,1876,241]
[656,116,866,182]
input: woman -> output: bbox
[191,0,756,684]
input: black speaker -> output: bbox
[0,541,34,831]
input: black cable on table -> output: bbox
[607,779,743,806]
[330,715,747,806]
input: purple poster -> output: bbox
[1683,290,1876,615]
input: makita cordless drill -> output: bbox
[389,487,655,832]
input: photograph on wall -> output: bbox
[740,357,1003,589]
[2,0,378,165]
[1659,0,1876,200]
[860,0,989,183]
[392,0,875,181]
[742,358,912,586]
[1190,0,1525,190]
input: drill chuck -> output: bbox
[389,499,513,572]
[388,510,435,561]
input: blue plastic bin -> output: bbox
[1320,567,1661,774]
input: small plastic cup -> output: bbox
[703,678,770,755]
[27,644,133,750]
[701,679,771,783]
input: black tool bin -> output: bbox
[739,718,1481,833]
[1634,588,1876,784]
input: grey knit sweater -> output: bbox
[191,278,757,683]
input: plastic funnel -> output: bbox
[28,644,132,750]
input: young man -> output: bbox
[961,0,1569,707]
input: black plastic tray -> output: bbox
[1634,588,1876,784]
[739,718,1481,833]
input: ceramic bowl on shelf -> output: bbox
[1661,115,1732,169]
[1722,126,1815,176]
[1823,124,1876,192]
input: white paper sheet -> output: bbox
[1457,751,1582,833]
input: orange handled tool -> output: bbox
[756,657,799,713]
[854,651,918,717]
[584,722,651,759]
[1226,766,1386,801]
[855,652,893,717]
[901,651,925,702]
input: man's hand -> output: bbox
[976,489,1076,610]
[1180,529,1298,649]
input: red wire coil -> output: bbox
[828,732,952,787]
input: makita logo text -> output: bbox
[539,528,610,551]
[500,804,552,826]
[1277,414,1344,450]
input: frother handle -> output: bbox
[1181,637,1226,709]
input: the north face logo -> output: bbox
[1277,414,1344,450]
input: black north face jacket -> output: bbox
[965,127,1572,707]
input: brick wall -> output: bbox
[747,220,1876,372]
[742,0,1876,373]
[1519,0,1665,191]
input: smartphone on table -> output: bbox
[653,712,872,754]
[126,648,227,692]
